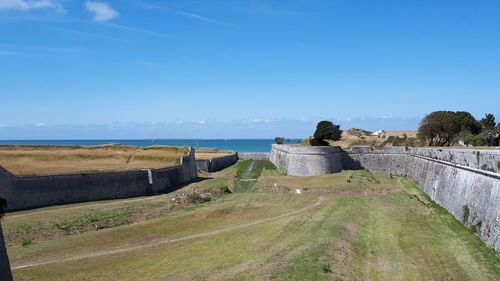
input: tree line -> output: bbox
[418,111,499,146]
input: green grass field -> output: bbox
[5,160,500,280]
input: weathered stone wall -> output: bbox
[406,155,500,252]
[344,146,410,175]
[410,147,500,173]
[270,144,344,176]
[196,154,238,172]
[237,152,270,160]
[269,144,500,252]
[0,148,197,211]
[0,224,13,281]
[347,146,500,253]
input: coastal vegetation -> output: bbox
[6,160,499,280]
[301,129,425,149]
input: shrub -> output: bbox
[274,137,285,144]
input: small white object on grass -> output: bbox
[274,182,277,187]
[295,189,302,194]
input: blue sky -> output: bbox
[0,0,499,139]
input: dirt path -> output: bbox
[12,196,324,270]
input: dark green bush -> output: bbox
[310,121,342,146]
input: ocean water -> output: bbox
[0,139,301,152]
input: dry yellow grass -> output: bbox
[300,128,424,149]
[0,145,189,176]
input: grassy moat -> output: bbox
[5,160,500,280]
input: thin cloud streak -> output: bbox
[177,10,234,26]
[43,26,128,42]
[104,23,168,38]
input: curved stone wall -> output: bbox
[270,144,344,176]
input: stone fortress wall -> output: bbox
[237,152,271,160]
[270,144,500,253]
[196,154,239,172]
[0,148,202,211]
[270,144,344,176]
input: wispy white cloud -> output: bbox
[84,1,118,21]
[104,23,167,37]
[0,0,65,13]
[177,10,233,26]
[43,26,128,41]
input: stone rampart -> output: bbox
[344,146,410,175]
[406,155,500,252]
[196,154,238,172]
[269,144,500,252]
[0,148,197,211]
[270,144,344,176]
[237,152,270,160]
[410,147,500,173]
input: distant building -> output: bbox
[371,130,418,138]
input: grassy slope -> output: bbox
[3,176,234,247]
[7,161,500,281]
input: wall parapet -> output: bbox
[410,147,500,173]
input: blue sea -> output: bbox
[0,139,301,152]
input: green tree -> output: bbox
[455,111,482,134]
[480,114,496,130]
[419,111,481,146]
[274,137,285,144]
[419,111,457,146]
[310,121,342,146]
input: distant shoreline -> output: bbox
[0,139,302,153]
